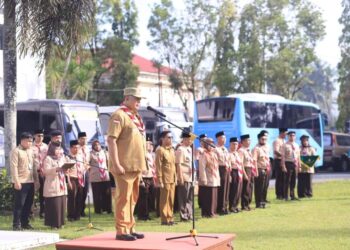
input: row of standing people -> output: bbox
[10,129,111,230]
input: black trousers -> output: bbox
[67,177,83,220]
[241,167,252,209]
[254,169,267,207]
[274,159,285,199]
[284,162,296,199]
[137,177,154,219]
[297,173,313,198]
[262,159,272,202]
[229,169,243,210]
[13,183,34,227]
[91,181,112,214]
[177,182,193,220]
[80,172,89,216]
[201,186,218,217]
[154,186,160,217]
[37,174,45,215]
[217,166,230,213]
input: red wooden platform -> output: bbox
[56,232,235,250]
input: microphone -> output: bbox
[147,106,166,118]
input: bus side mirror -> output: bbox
[66,122,72,133]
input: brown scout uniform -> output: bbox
[239,146,254,209]
[215,145,231,214]
[273,137,285,199]
[252,144,270,207]
[175,145,193,221]
[228,150,243,211]
[281,142,300,200]
[298,146,316,198]
[155,146,176,224]
[108,109,147,234]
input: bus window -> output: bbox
[196,98,235,122]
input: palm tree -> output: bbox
[1,0,95,175]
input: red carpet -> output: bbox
[56,232,235,250]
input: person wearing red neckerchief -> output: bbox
[78,132,90,217]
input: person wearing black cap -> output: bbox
[137,136,155,220]
[252,132,270,208]
[66,140,85,221]
[78,132,90,217]
[155,131,176,225]
[281,131,301,201]
[238,134,255,211]
[259,131,271,204]
[32,129,48,218]
[175,132,193,221]
[298,135,316,198]
[228,137,244,213]
[49,130,64,158]
[11,132,39,231]
[214,131,230,215]
[196,133,207,209]
[273,128,288,200]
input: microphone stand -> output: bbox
[67,155,103,232]
[151,112,218,246]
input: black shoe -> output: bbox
[291,197,300,201]
[22,224,34,230]
[131,232,145,239]
[13,226,22,231]
[265,200,270,203]
[81,212,86,217]
[168,221,177,225]
[161,222,169,226]
[116,234,137,241]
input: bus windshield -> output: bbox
[63,106,104,144]
[244,101,321,144]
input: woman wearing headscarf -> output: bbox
[43,142,68,229]
[89,140,112,214]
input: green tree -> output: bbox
[2,0,94,174]
[337,0,350,130]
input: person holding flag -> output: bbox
[89,140,112,214]
[228,137,244,213]
[298,135,317,198]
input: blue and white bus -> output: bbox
[193,93,324,167]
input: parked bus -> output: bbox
[193,93,324,167]
[99,106,192,146]
[0,99,105,153]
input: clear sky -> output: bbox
[133,0,343,68]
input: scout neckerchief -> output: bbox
[242,146,256,176]
[260,144,271,173]
[290,142,299,166]
[97,151,107,181]
[120,104,145,136]
[204,150,218,178]
[71,154,84,187]
[56,158,66,191]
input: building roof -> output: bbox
[132,54,172,75]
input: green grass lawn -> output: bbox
[1,180,350,249]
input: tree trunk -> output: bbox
[3,0,17,176]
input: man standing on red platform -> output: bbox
[107,87,147,241]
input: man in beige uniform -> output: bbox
[274,128,288,200]
[156,130,177,225]
[78,131,90,217]
[176,131,193,221]
[281,131,301,201]
[107,87,147,241]
[11,132,39,231]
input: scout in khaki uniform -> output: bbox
[259,130,271,204]
[215,131,231,215]
[137,137,155,221]
[198,138,220,218]
[273,128,288,200]
[228,137,244,213]
[239,134,255,211]
[66,140,85,221]
[252,131,270,208]
[32,129,48,218]
[298,135,316,198]
[107,87,146,241]
[196,133,207,209]
[156,130,177,225]
[281,131,301,201]
[89,140,111,214]
[49,130,64,158]
[11,132,39,231]
[175,131,193,221]
[78,132,90,217]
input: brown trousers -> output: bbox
[177,182,193,220]
[284,162,296,199]
[229,169,243,210]
[114,172,140,235]
[137,177,154,219]
[67,177,83,220]
[91,181,112,214]
[201,186,218,217]
[217,166,230,213]
[160,183,175,223]
[254,168,267,207]
[274,159,285,199]
[241,167,252,209]
[297,173,313,198]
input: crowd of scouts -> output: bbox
[9,125,316,231]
